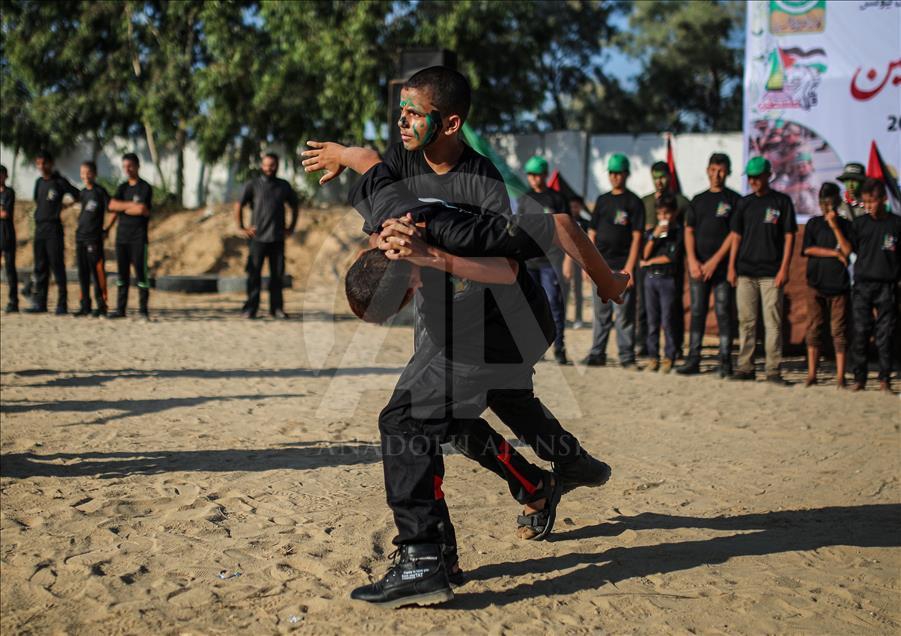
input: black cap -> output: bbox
[837,162,865,182]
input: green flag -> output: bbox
[462,123,529,201]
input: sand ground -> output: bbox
[1,282,899,635]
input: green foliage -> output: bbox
[1,0,746,186]
[615,0,745,132]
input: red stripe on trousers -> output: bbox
[497,440,538,495]
[434,475,445,500]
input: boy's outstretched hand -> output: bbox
[301,141,346,185]
[599,270,630,304]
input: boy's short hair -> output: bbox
[651,161,669,175]
[36,149,54,163]
[81,160,97,173]
[0,164,7,176]
[655,192,677,211]
[345,248,413,324]
[861,178,886,198]
[122,152,140,165]
[263,152,279,163]
[818,181,840,202]
[709,153,731,171]
[404,66,471,122]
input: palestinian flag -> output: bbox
[866,140,901,215]
[549,170,591,225]
[666,136,682,195]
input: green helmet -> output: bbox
[524,155,549,175]
[607,153,630,174]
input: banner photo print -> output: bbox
[743,0,901,221]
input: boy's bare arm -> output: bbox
[302,142,381,184]
[382,232,518,285]
[552,214,629,303]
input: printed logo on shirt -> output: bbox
[47,189,57,201]
[85,199,98,212]
[763,207,781,224]
[882,233,897,252]
[715,201,731,217]
[132,195,141,202]
[613,210,629,226]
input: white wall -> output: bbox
[2,131,742,208]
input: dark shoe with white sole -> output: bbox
[350,543,453,609]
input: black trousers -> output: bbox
[379,339,582,546]
[1,239,17,308]
[76,240,108,312]
[687,273,734,367]
[116,241,149,313]
[851,281,897,383]
[245,240,285,313]
[33,230,67,309]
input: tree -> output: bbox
[616,0,745,132]
[388,0,618,133]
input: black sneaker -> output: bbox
[107,310,127,319]
[73,308,91,318]
[676,361,701,375]
[93,308,107,318]
[620,360,637,370]
[731,370,756,381]
[350,543,453,609]
[4,304,18,314]
[554,349,570,366]
[766,374,790,386]
[241,309,257,320]
[25,305,48,314]
[553,448,612,494]
[582,355,606,367]
[271,309,290,320]
[718,365,733,379]
[55,305,68,316]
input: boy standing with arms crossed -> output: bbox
[108,153,152,320]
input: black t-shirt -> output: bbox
[418,207,555,364]
[851,213,901,283]
[33,174,79,238]
[113,179,153,244]
[380,142,511,220]
[239,175,299,243]
[0,186,15,248]
[801,216,852,294]
[76,185,110,242]
[516,188,568,269]
[685,188,741,266]
[643,223,683,278]
[730,189,798,277]
[589,190,644,270]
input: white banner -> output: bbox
[743,0,901,221]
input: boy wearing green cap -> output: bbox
[517,155,570,364]
[727,156,798,384]
[585,153,644,367]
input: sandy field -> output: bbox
[1,264,899,635]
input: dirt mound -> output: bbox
[8,201,367,288]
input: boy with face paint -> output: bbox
[639,161,690,360]
[836,162,867,220]
[849,178,900,392]
[342,162,628,608]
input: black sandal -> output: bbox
[515,472,563,541]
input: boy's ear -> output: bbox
[444,114,463,136]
